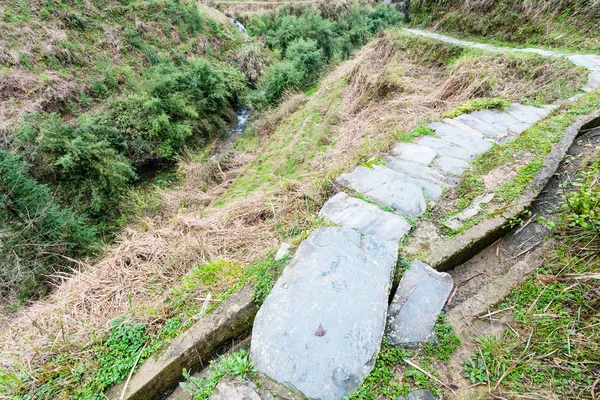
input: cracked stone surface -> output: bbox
[416,136,475,161]
[391,142,437,166]
[455,113,503,138]
[386,260,453,347]
[319,192,411,243]
[432,156,470,176]
[336,166,427,217]
[429,122,492,154]
[251,227,397,400]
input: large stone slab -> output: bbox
[379,161,444,201]
[336,166,427,217]
[251,227,397,400]
[429,122,492,154]
[432,156,469,177]
[391,142,437,166]
[455,113,503,138]
[386,260,453,347]
[504,103,547,124]
[383,158,446,183]
[442,118,485,139]
[416,136,475,161]
[319,192,411,243]
[471,109,529,136]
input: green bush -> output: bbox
[0,151,98,300]
[15,113,136,217]
[112,59,242,162]
[285,38,326,84]
[261,60,303,104]
[248,3,404,104]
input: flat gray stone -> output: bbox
[442,118,485,139]
[209,381,261,400]
[504,103,547,124]
[319,192,411,243]
[251,227,397,400]
[432,156,469,176]
[397,389,438,400]
[471,109,525,133]
[568,54,600,71]
[391,142,437,166]
[373,165,444,201]
[383,157,446,183]
[455,113,503,138]
[336,166,427,217]
[386,260,453,347]
[416,136,475,161]
[429,122,492,154]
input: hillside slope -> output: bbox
[410,0,600,53]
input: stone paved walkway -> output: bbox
[250,30,600,400]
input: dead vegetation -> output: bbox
[0,29,586,390]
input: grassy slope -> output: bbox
[0,0,244,127]
[410,0,600,53]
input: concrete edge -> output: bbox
[106,285,257,400]
[426,110,600,272]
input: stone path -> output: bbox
[250,30,600,399]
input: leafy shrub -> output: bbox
[112,59,242,162]
[285,38,326,84]
[248,3,403,104]
[261,60,303,104]
[0,151,98,300]
[15,113,136,217]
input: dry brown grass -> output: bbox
[0,28,586,387]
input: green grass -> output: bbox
[179,349,257,399]
[398,125,436,143]
[463,154,600,397]
[350,314,460,399]
[444,98,510,118]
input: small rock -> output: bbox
[442,193,494,231]
[209,380,261,400]
[386,260,453,347]
[397,389,439,400]
[274,242,292,261]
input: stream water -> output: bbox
[213,106,251,155]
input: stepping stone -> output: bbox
[442,118,485,139]
[336,166,427,217]
[319,192,411,243]
[504,103,547,124]
[455,113,503,138]
[383,157,446,183]
[433,155,469,177]
[429,122,492,154]
[416,136,475,161]
[568,54,600,71]
[397,389,439,400]
[251,227,397,400]
[386,260,453,347]
[391,142,437,166]
[382,159,445,201]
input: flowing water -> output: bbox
[214,106,251,155]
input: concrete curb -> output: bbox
[426,111,600,271]
[106,285,257,400]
